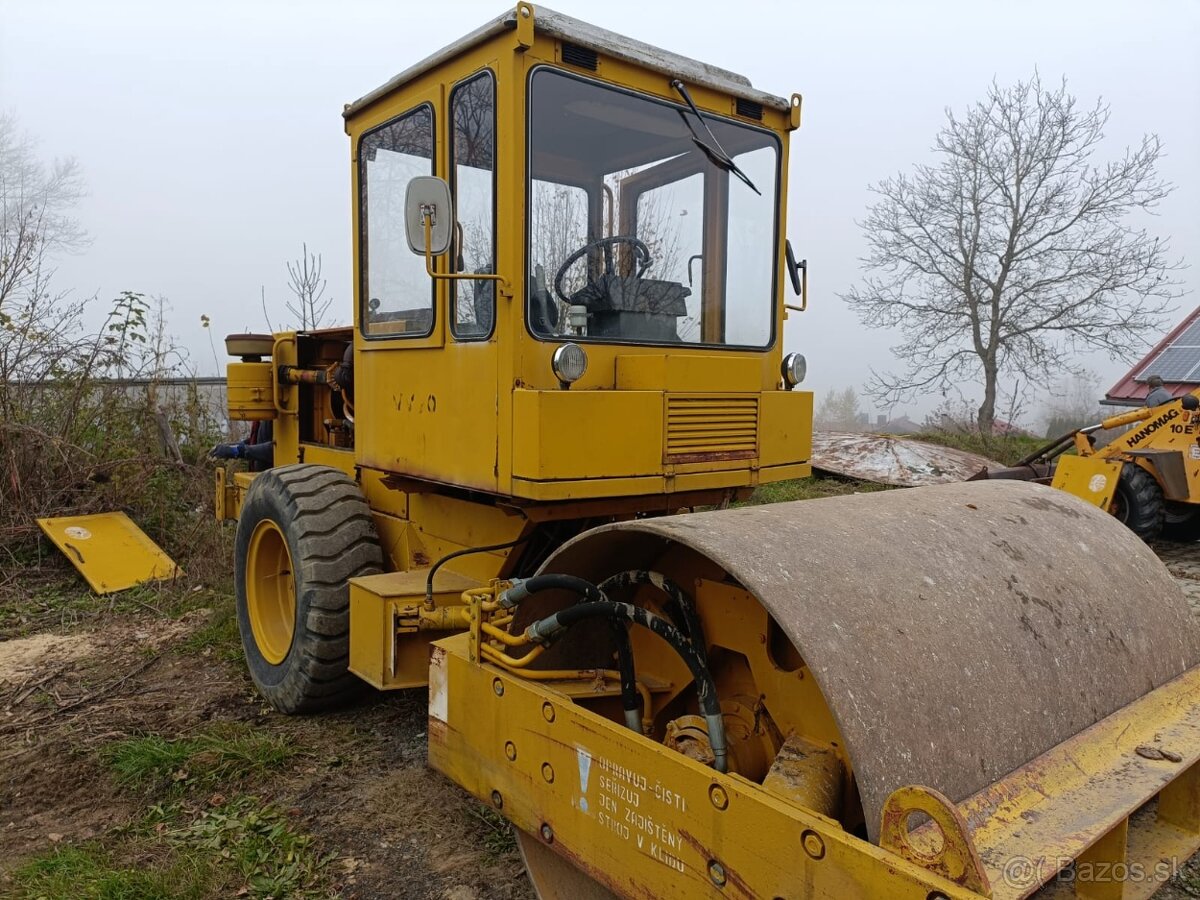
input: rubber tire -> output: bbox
[235,464,382,714]
[1112,463,1165,543]
[1162,503,1200,542]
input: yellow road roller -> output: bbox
[215,4,1200,896]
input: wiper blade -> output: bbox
[670,79,761,196]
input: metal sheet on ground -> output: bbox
[37,512,181,594]
[534,481,1200,844]
[811,431,1004,486]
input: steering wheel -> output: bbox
[553,235,653,306]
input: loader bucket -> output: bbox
[433,481,1200,898]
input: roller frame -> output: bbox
[429,481,1200,898]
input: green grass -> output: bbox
[9,798,333,900]
[166,796,333,898]
[910,429,1045,466]
[177,600,241,662]
[9,844,209,900]
[0,574,219,641]
[101,725,297,795]
[745,475,892,506]
[466,802,518,860]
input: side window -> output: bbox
[360,105,434,337]
[450,71,496,339]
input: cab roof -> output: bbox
[343,4,791,119]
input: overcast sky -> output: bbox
[2,0,1197,423]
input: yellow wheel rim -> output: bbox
[246,519,297,665]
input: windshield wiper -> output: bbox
[670,79,761,196]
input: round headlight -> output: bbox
[552,342,588,385]
[781,352,807,388]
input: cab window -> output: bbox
[360,104,435,337]
[526,67,779,348]
[450,71,497,339]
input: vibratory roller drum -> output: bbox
[467,481,1200,898]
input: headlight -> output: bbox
[781,352,806,388]
[552,342,588,386]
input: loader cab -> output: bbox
[338,3,811,503]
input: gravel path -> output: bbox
[1156,540,1200,617]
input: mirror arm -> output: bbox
[423,213,511,296]
[784,257,808,313]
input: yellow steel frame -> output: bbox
[428,632,978,900]
[431,622,1200,900]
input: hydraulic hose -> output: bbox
[597,570,707,666]
[425,536,528,609]
[523,599,727,772]
[501,574,641,732]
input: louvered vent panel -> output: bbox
[735,98,764,120]
[561,42,598,70]
[665,395,759,461]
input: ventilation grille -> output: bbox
[561,42,598,70]
[736,98,764,120]
[665,395,759,461]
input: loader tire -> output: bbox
[1162,503,1200,542]
[1112,463,1165,543]
[235,464,382,714]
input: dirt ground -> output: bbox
[0,562,533,899]
[2,532,1200,898]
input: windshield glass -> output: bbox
[527,68,779,347]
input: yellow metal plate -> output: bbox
[1050,455,1123,510]
[37,512,182,594]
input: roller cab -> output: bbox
[215,2,818,705]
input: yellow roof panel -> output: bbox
[37,512,182,594]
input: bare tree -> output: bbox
[1040,371,1106,437]
[814,387,864,431]
[843,74,1182,433]
[285,242,332,330]
[0,114,90,417]
[0,113,87,314]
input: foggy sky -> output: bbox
[2,0,1197,423]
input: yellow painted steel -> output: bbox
[348,569,479,689]
[955,662,1200,898]
[37,512,181,594]
[244,519,296,665]
[1050,455,1123,510]
[428,634,978,900]
[226,362,275,421]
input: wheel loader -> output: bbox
[978,391,1200,543]
[216,5,1200,897]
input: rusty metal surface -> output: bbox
[811,430,1004,486]
[517,831,619,900]
[535,481,1200,844]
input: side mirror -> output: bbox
[405,176,454,256]
[785,240,807,312]
[1183,394,1199,411]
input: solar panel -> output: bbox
[1137,346,1200,382]
[1134,311,1200,382]
[1176,319,1200,346]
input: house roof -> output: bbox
[1104,306,1200,406]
